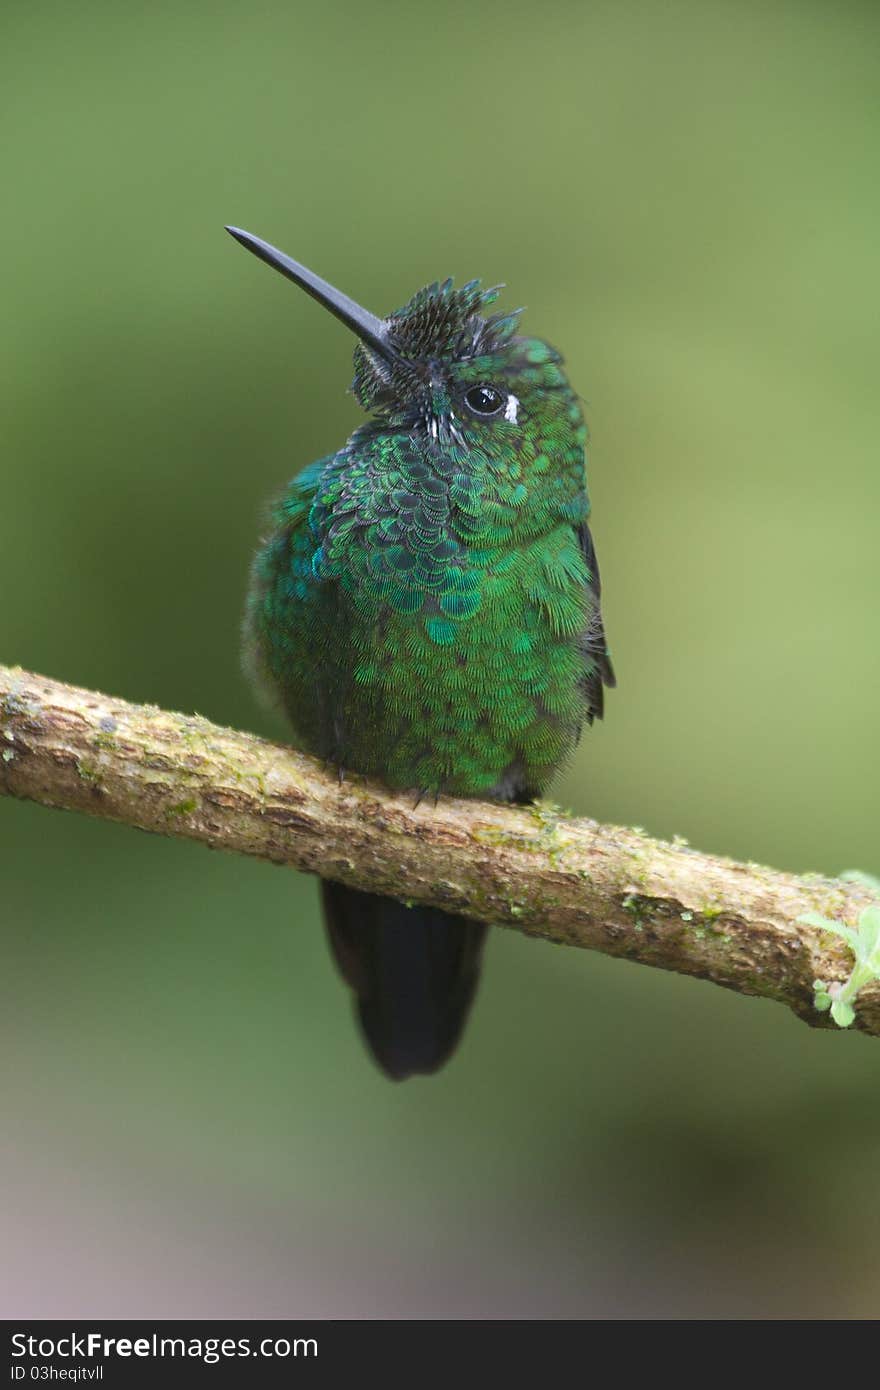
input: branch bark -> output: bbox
[1,661,877,1037]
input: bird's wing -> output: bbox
[577,521,616,723]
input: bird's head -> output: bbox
[226,227,583,455]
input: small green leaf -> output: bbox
[801,912,861,950]
[801,892,880,1029]
[840,870,880,893]
[830,999,856,1028]
[800,911,837,930]
[858,906,880,960]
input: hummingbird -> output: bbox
[227,226,614,1081]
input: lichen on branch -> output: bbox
[1,661,878,1038]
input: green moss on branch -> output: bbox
[1,661,878,1037]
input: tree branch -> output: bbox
[2,661,877,1037]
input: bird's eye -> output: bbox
[464,384,506,417]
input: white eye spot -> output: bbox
[504,393,519,423]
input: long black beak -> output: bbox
[225,226,396,362]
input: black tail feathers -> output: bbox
[321,880,487,1081]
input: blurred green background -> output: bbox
[2,0,878,1318]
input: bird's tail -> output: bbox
[321,880,487,1081]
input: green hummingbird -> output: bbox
[227,226,614,1081]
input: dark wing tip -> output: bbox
[577,521,616,718]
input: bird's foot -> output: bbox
[412,785,442,810]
